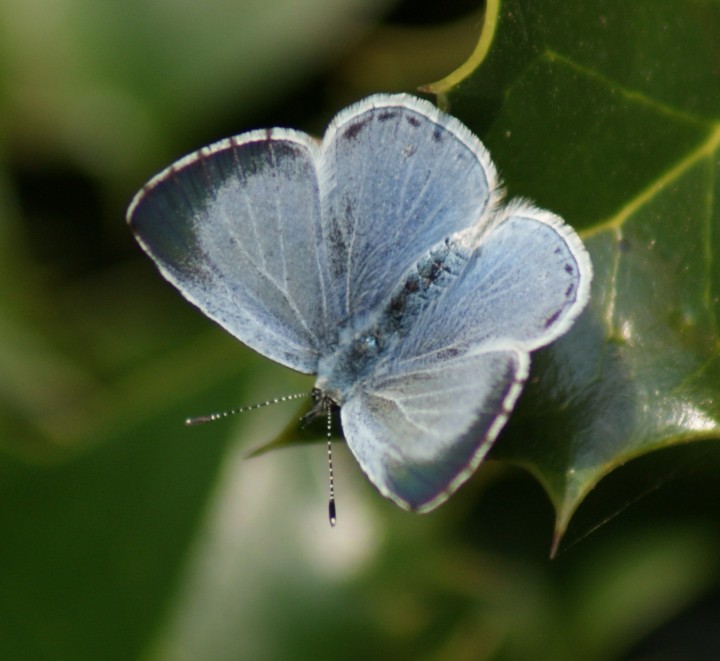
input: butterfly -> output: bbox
[127,93,592,513]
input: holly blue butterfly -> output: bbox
[127,93,592,513]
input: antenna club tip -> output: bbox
[185,415,212,426]
[329,499,337,527]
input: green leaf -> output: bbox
[427,0,720,545]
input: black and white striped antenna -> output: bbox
[184,393,308,426]
[325,402,336,526]
[185,391,338,526]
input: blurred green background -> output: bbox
[2,0,720,659]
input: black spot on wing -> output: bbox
[544,309,563,328]
[406,115,421,127]
[343,118,370,140]
[378,110,398,122]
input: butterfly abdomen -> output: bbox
[382,238,471,336]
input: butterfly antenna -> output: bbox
[326,402,337,527]
[185,392,309,426]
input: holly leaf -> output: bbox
[425,0,720,548]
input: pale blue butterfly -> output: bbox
[127,94,592,513]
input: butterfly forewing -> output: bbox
[318,95,499,326]
[128,131,329,373]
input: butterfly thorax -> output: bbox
[315,236,472,405]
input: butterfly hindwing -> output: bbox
[341,348,528,511]
[395,203,593,363]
